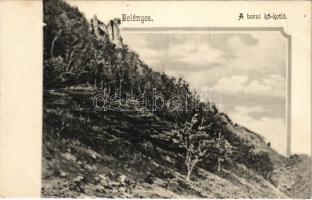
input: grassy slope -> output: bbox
[42,87,290,198]
[218,113,287,167]
[42,1,310,197]
[273,155,311,198]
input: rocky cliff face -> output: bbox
[90,15,123,48]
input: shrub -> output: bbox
[43,56,66,88]
[245,151,274,180]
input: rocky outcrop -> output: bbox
[90,15,123,48]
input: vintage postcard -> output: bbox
[0,0,311,198]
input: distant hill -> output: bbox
[42,0,311,198]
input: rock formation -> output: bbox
[90,15,123,48]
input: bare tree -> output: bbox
[174,114,212,181]
[50,29,62,57]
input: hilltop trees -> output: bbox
[44,0,201,125]
[43,0,198,114]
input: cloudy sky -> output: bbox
[66,1,289,156]
[122,32,288,155]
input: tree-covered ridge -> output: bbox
[44,0,200,123]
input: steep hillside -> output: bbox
[42,87,287,198]
[41,87,308,198]
[273,154,311,198]
[217,113,287,167]
[42,0,311,198]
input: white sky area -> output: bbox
[67,0,311,156]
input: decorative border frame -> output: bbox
[122,27,292,156]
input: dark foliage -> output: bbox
[43,0,275,181]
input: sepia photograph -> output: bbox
[40,0,311,198]
[0,0,311,198]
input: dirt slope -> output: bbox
[41,87,307,198]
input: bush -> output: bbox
[44,56,66,88]
[245,151,274,180]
